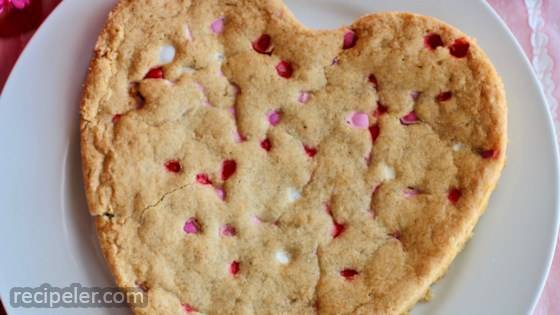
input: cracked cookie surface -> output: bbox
[80,0,507,314]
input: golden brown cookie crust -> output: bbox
[81,1,507,314]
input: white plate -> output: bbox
[0,0,558,314]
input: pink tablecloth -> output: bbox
[0,1,559,314]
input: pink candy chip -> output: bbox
[183,218,200,234]
[210,17,225,34]
[11,0,30,9]
[403,187,419,198]
[298,91,310,104]
[215,187,226,200]
[267,110,281,126]
[346,112,369,129]
[400,111,419,125]
[185,24,193,41]
[232,130,245,143]
[220,224,237,237]
[251,215,263,225]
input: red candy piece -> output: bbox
[196,173,212,185]
[448,188,462,205]
[424,33,444,50]
[480,149,498,159]
[368,74,378,89]
[374,102,388,117]
[369,124,380,143]
[340,268,359,280]
[230,260,240,276]
[221,160,237,181]
[449,38,470,58]
[260,139,272,151]
[183,304,198,313]
[165,160,182,173]
[276,61,293,79]
[343,30,357,49]
[144,67,164,79]
[304,145,318,158]
[436,91,453,102]
[112,114,122,124]
[252,34,272,54]
[389,230,402,240]
[332,222,345,238]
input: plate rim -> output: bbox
[0,0,558,314]
[478,0,560,312]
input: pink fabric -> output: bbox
[542,0,560,115]
[0,1,559,314]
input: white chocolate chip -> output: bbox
[379,162,396,181]
[452,143,464,152]
[159,44,176,65]
[287,187,301,202]
[179,66,195,74]
[275,250,290,264]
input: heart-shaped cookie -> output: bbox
[81,0,507,314]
